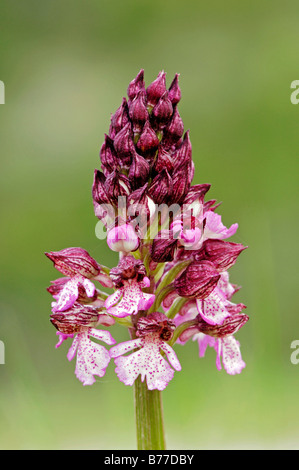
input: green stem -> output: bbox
[134,377,166,450]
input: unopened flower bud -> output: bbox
[162,106,184,147]
[136,120,160,156]
[128,151,150,189]
[152,146,173,174]
[146,71,167,107]
[113,122,135,166]
[147,168,173,204]
[151,91,173,128]
[127,69,145,102]
[109,97,130,138]
[194,239,247,272]
[151,234,178,263]
[107,224,140,253]
[171,163,191,204]
[173,130,192,168]
[168,74,181,105]
[104,170,131,204]
[174,260,220,299]
[92,169,109,205]
[45,247,101,278]
[129,90,148,133]
[100,134,119,175]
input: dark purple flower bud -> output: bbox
[183,183,211,206]
[162,106,184,147]
[136,120,160,156]
[152,146,174,175]
[128,90,148,133]
[171,163,191,204]
[151,235,178,263]
[146,71,167,107]
[147,168,173,204]
[109,97,130,138]
[168,74,181,105]
[45,247,101,278]
[113,122,135,166]
[127,69,145,102]
[100,134,119,175]
[194,239,247,272]
[128,151,150,189]
[173,130,192,168]
[151,91,173,128]
[174,260,220,299]
[92,169,110,208]
[104,170,131,204]
[136,312,176,341]
[109,255,147,288]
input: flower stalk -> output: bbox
[134,377,166,450]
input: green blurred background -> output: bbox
[0,0,298,450]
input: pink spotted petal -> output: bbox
[110,338,143,358]
[73,331,111,385]
[114,343,175,391]
[105,289,123,310]
[81,278,96,298]
[106,282,143,318]
[89,328,116,345]
[52,278,79,312]
[197,290,231,326]
[160,342,182,371]
[221,336,246,375]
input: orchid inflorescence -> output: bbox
[46,70,248,390]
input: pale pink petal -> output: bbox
[221,336,246,375]
[81,277,96,298]
[110,338,143,358]
[106,282,143,318]
[73,332,111,385]
[204,211,238,240]
[55,331,74,349]
[105,289,123,310]
[112,334,179,390]
[52,278,79,312]
[138,292,155,310]
[160,342,182,371]
[89,328,116,345]
[114,341,175,391]
[194,332,217,358]
[197,290,231,326]
[67,335,79,361]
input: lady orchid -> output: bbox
[45,70,248,450]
